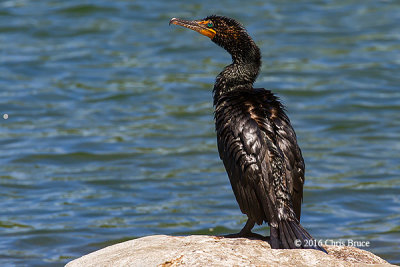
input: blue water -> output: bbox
[1,0,399,266]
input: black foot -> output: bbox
[223,231,267,240]
[220,219,268,241]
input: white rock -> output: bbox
[66,235,393,267]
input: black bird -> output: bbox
[170,15,326,252]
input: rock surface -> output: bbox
[66,235,393,267]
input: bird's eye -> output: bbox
[207,22,214,28]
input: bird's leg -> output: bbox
[269,225,280,249]
[223,219,266,240]
[238,218,255,235]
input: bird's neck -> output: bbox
[213,45,261,105]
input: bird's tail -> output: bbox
[276,219,327,253]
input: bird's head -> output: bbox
[170,15,258,62]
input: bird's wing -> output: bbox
[215,89,275,225]
[215,89,304,224]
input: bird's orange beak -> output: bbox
[169,18,216,39]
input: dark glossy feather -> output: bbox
[215,88,304,224]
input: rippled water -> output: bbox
[1,0,399,266]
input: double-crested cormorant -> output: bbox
[170,15,326,252]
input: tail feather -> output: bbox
[277,220,328,253]
[280,220,298,249]
[279,225,290,249]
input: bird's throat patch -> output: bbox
[199,28,216,39]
